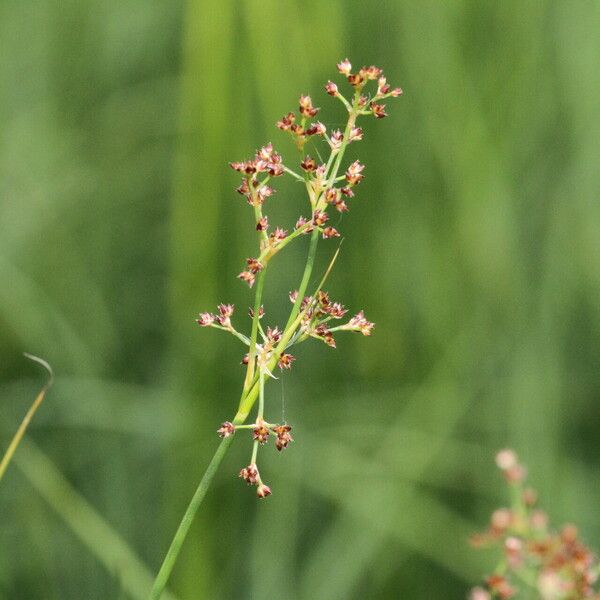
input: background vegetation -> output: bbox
[2,1,600,598]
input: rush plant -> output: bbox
[469,451,600,599]
[150,59,403,599]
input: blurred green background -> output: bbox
[2,1,600,598]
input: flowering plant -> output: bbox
[469,451,600,599]
[150,59,402,598]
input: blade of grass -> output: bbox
[0,353,53,483]
[12,438,179,600]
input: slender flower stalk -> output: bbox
[150,59,403,599]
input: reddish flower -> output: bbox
[349,127,363,142]
[217,421,235,438]
[257,483,272,498]
[248,305,265,319]
[253,419,270,444]
[329,129,344,150]
[239,464,259,485]
[272,424,293,451]
[196,312,214,327]
[322,226,340,239]
[337,58,352,75]
[312,210,328,226]
[327,302,348,318]
[347,73,364,88]
[238,270,256,287]
[278,353,295,370]
[256,216,268,231]
[276,112,296,130]
[371,102,388,119]
[306,121,326,136]
[246,257,264,274]
[345,160,365,185]
[315,324,336,348]
[348,311,374,336]
[299,95,319,117]
[270,227,288,244]
[301,155,317,172]
[360,65,382,80]
[217,304,234,327]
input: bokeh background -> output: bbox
[2,1,600,598]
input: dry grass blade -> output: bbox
[0,353,54,482]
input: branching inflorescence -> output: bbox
[149,59,402,600]
[469,451,600,599]
[195,59,402,499]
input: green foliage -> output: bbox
[1,1,600,598]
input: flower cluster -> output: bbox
[196,59,402,498]
[469,450,600,599]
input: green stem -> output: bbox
[149,436,234,600]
